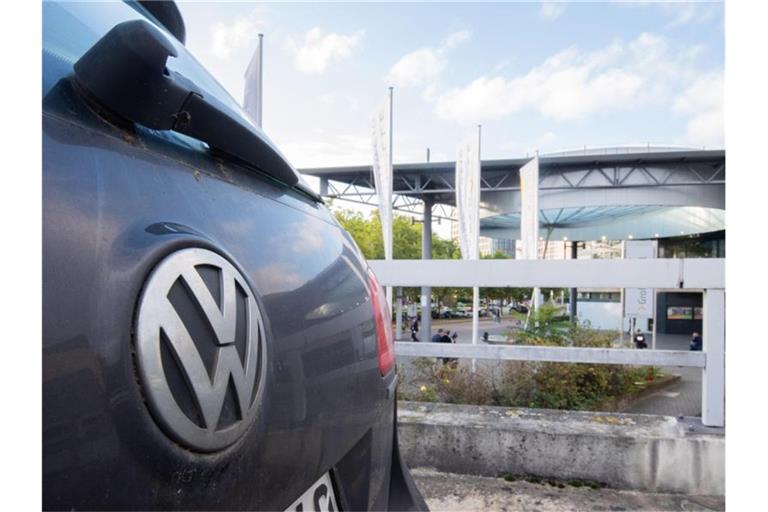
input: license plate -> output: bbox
[285,472,340,512]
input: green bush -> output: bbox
[492,306,660,410]
[400,313,661,411]
[401,357,495,405]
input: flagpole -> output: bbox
[243,33,264,127]
[471,125,481,372]
[386,86,394,311]
[257,33,263,128]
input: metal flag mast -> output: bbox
[243,33,264,128]
[386,87,394,311]
[471,124,481,372]
[256,33,263,127]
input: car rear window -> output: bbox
[43,1,243,118]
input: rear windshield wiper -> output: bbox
[73,19,321,203]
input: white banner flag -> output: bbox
[455,133,481,261]
[456,127,482,361]
[519,156,540,261]
[244,34,263,128]
[520,156,541,310]
[371,94,393,261]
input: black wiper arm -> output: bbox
[73,19,304,192]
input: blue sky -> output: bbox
[178,1,724,169]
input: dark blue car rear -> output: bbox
[42,2,426,510]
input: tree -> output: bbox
[481,251,512,302]
[332,208,462,302]
[333,208,380,258]
[333,208,547,307]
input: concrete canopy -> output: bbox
[300,147,725,242]
[480,206,725,241]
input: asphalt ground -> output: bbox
[411,468,724,512]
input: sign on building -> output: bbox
[623,240,657,318]
[519,157,539,261]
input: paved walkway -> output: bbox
[626,334,702,417]
[412,468,724,512]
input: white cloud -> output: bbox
[441,29,471,51]
[660,1,717,28]
[288,27,364,74]
[318,93,336,105]
[535,131,558,152]
[433,33,711,124]
[278,131,438,169]
[618,2,718,29]
[209,7,268,60]
[673,71,724,147]
[387,48,445,87]
[422,83,438,101]
[386,30,471,87]
[502,131,559,156]
[492,59,512,73]
[317,93,360,111]
[277,134,372,168]
[540,2,567,21]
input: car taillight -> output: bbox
[367,270,395,376]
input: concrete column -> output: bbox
[702,289,725,427]
[569,241,578,322]
[421,197,433,341]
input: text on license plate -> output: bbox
[285,472,339,512]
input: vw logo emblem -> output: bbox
[135,248,266,452]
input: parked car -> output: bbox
[42,2,426,510]
[512,303,529,314]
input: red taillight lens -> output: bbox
[368,270,395,376]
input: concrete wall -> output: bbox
[398,401,724,496]
[577,301,654,332]
[577,301,622,331]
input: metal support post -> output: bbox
[569,241,578,322]
[702,289,725,427]
[421,198,433,341]
[651,290,658,350]
[395,287,403,340]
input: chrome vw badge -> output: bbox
[135,248,266,452]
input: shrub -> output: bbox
[400,318,661,412]
[400,357,495,405]
[492,309,660,410]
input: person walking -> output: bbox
[690,331,703,351]
[430,328,444,343]
[633,328,648,349]
[439,330,458,367]
[410,317,420,342]
[436,330,449,365]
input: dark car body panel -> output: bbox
[42,2,425,510]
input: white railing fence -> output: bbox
[370,258,725,428]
